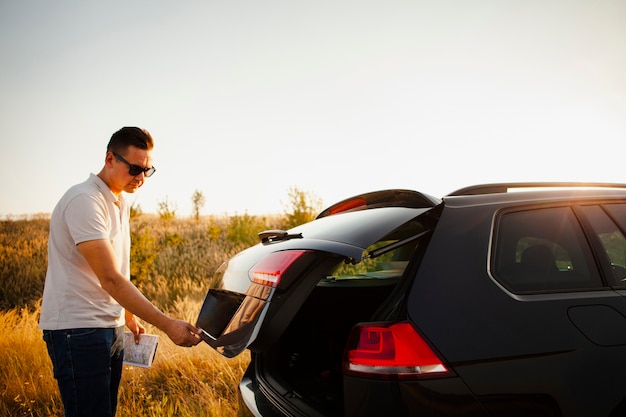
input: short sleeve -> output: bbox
[64,193,110,245]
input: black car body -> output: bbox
[196,183,626,416]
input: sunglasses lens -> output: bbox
[128,166,143,176]
[145,167,156,177]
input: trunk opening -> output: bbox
[257,279,399,416]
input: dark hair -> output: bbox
[107,127,154,155]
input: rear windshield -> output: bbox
[321,216,432,286]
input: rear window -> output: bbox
[322,217,431,286]
[493,206,603,293]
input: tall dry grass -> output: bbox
[0,304,62,416]
[0,302,250,417]
[0,217,49,310]
[0,213,288,416]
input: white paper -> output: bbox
[123,332,159,368]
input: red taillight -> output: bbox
[248,250,308,287]
[344,322,450,380]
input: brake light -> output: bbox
[328,197,367,215]
[248,250,308,287]
[344,322,450,380]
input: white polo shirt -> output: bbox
[39,174,131,330]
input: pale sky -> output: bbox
[1,0,625,218]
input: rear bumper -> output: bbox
[343,375,485,416]
[239,357,486,417]
[239,373,292,417]
[238,358,329,417]
[238,374,266,417]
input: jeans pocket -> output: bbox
[66,328,112,378]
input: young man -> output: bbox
[39,127,201,417]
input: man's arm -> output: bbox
[77,239,200,347]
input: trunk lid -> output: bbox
[196,190,440,357]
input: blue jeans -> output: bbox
[43,327,125,417]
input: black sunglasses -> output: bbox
[113,153,156,177]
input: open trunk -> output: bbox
[196,192,443,415]
[254,278,401,416]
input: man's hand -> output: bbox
[125,311,146,344]
[164,319,202,347]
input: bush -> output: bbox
[0,219,49,310]
[0,213,284,311]
[281,186,323,229]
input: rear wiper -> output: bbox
[258,229,303,244]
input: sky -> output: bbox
[1,0,625,218]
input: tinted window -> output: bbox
[581,204,626,285]
[604,203,626,233]
[493,207,603,293]
[325,217,430,283]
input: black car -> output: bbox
[196,183,626,416]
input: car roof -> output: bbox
[443,182,626,208]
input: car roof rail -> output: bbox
[447,182,626,197]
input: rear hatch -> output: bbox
[196,190,440,358]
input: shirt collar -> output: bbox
[89,173,124,206]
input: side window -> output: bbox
[493,207,603,293]
[514,237,573,271]
[604,203,626,233]
[580,204,626,285]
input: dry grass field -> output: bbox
[0,210,297,416]
[1,302,251,416]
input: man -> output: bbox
[39,127,201,417]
